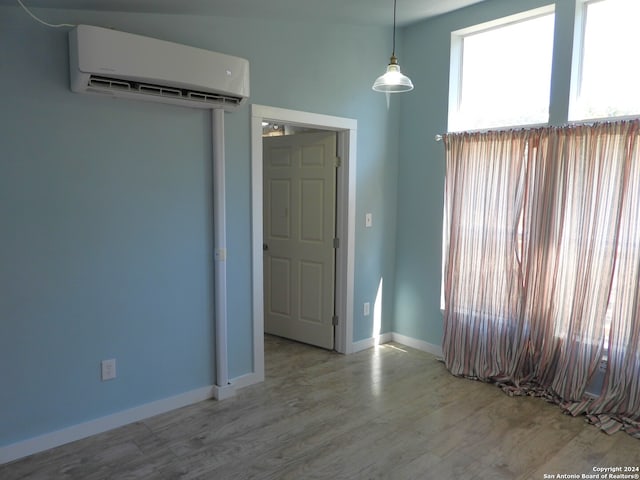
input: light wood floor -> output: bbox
[2,335,638,479]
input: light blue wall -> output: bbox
[1,0,585,451]
[394,0,580,345]
[0,6,400,446]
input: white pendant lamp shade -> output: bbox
[372,55,414,93]
[373,0,413,93]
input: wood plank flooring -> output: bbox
[2,335,638,479]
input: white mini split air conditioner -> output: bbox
[69,25,250,111]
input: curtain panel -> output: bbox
[441,120,640,437]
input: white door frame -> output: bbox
[250,104,357,380]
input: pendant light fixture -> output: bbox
[372,0,414,93]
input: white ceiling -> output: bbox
[2,0,487,27]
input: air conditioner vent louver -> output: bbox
[87,75,243,107]
[89,77,131,91]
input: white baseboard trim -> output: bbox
[351,332,393,353]
[212,383,236,401]
[1,370,266,466]
[0,385,216,465]
[350,332,442,358]
[390,332,443,358]
[212,371,263,401]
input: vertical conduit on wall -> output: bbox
[212,108,229,387]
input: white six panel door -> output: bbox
[263,131,337,349]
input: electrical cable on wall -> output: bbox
[17,0,76,28]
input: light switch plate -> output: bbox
[101,359,117,381]
[365,213,373,228]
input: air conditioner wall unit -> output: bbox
[69,25,250,111]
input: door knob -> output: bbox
[263,243,269,251]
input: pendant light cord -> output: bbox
[392,0,397,56]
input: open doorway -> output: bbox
[250,105,357,382]
[263,128,338,350]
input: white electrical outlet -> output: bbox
[101,359,117,381]
[365,213,373,228]
[364,302,370,316]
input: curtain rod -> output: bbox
[434,117,640,142]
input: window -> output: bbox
[570,0,640,121]
[448,6,555,132]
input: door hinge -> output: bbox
[332,315,339,326]
[333,237,340,248]
[335,156,342,168]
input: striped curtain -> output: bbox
[442,119,640,437]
